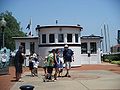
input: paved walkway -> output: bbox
[11,69,120,90]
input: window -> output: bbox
[117,47,120,52]
[75,34,78,43]
[90,42,97,54]
[42,34,46,43]
[30,42,35,54]
[67,34,72,42]
[49,34,55,43]
[58,34,64,42]
[20,42,25,53]
[81,43,87,54]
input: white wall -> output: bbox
[39,27,81,44]
[80,39,101,64]
[14,26,102,66]
[15,39,38,55]
[15,38,38,66]
[38,27,82,67]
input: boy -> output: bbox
[29,55,34,76]
[32,57,39,76]
[44,50,55,81]
[58,60,63,77]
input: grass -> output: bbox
[111,60,120,65]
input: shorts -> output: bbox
[65,61,71,70]
[47,66,53,74]
[54,63,60,68]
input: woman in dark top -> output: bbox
[14,46,24,81]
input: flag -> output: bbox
[28,31,31,35]
[56,20,58,24]
[26,19,31,30]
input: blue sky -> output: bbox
[0,0,120,46]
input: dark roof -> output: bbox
[12,36,38,39]
[81,34,103,39]
[36,25,83,30]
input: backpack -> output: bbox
[66,49,73,57]
[47,53,54,67]
[64,49,73,62]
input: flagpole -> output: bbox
[31,18,32,36]
[26,18,32,36]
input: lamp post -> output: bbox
[0,17,6,48]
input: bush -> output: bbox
[111,61,120,65]
[103,54,120,61]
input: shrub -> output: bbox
[111,61,120,65]
[103,54,120,61]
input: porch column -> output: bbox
[46,33,49,44]
[55,33,58,44]
[64,33,67,44]
[73,33,75,44]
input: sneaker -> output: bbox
[67,75,71,77]
[35,74,38,77]
[18,79,23,82]
[64,74,68,77]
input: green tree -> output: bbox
[0,11,26,50]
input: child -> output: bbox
[32,57,39,76]
[29,55,34,76]
[45,50,55,81]
[43,56,47,75]
[58,60,63,77]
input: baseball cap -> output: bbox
[64,44,68,48]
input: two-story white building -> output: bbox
[13,25,102,67]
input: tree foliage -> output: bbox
[0,11,26,50]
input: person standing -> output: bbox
[63,45,74,77]
[43,56,48,76]
[14,45,25,81]
[1,49,7,68]
[32,56,39,77]
[54,49,59,80]
[46,50,55,80]
[58,60,63,77]
[29,55,34,76]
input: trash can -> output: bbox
[20,85,34,90]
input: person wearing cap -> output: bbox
[43,56,48,76]
[14,45,25,81]
[63,45,74,77]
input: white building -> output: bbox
[81,35,102,64]
[13,25,103,66]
